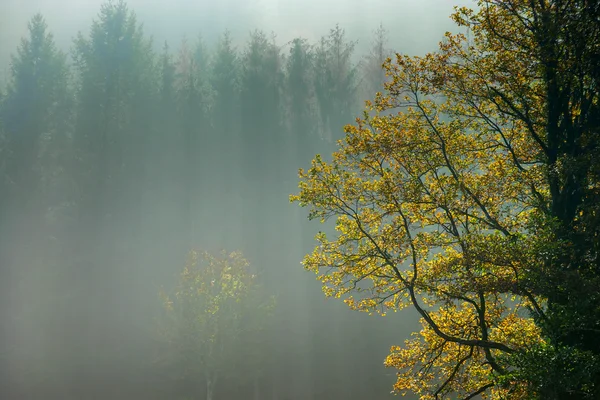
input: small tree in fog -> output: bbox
[158,250,275,400]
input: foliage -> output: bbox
[292,0,600,398]
[158,250,275,399]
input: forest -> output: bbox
[0,1,406,399]
[1,0,600,399]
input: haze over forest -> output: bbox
[1,0,473,399]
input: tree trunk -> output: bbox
[206,376,213,400]
[253,376,260,400]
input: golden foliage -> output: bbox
[157,250,274,379]
[290,1,559,398]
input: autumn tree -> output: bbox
[292,1,600,399]
[158,250,275,400]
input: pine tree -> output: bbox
[285,37,317,166]
[239,29,284,236]
[0,13,73,396]
[283,37,320,400]
[209,31,242,247]
[174,37,211,247]
[210,31,239,146]
[1,13,71,216]
[239,29,285,399]
[314,25,358,149]
[193,33,210,75]
[360,23,391,100]
[70,1,156,389]
[240,30,284,187]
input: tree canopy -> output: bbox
[158,250,275,400]
[292,1,600,398]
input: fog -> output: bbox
[0,0,472,399]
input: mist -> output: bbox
[0,0,473,399]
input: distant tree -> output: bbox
[238,30,285,274]
[193,33,210,75]
[313,25,359,147]
[285,37,318,168]
[1,13,71,216]
[158,250,275,400]
[174,37,211,246]
[292,1,600,399]
[240,30,284,188]
[154,40,178,179]
[72,0,155,236]
[70,0,156,383]
[208,31,242,247]
[142,41,180,259]
[282,37,323,399]
[159,42,177,105]
[360,24,391,100]
[210,30,240,148]
[0,13,73,396]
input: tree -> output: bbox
[210,30,240,151]
[282,38,321,399]
[292,1,600,399]
[359,24,392,101]
[285,37,318,164]
[238,30,285,265]
[207,31,242,248]
[70,0,156,387]
[151,40,178,216]
[174,36,211,247]
[0,14,73,395]
[140,40,183,279]
[192,34,210,73]
[313,25,359,147]
[240,30,284,187]
[158,250,275,400]
[1,13,71,219]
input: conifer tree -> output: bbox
[314,25,358,149]
[0,13,73,395]
[70,1,156,386]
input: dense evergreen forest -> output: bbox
[0,2,411,399]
